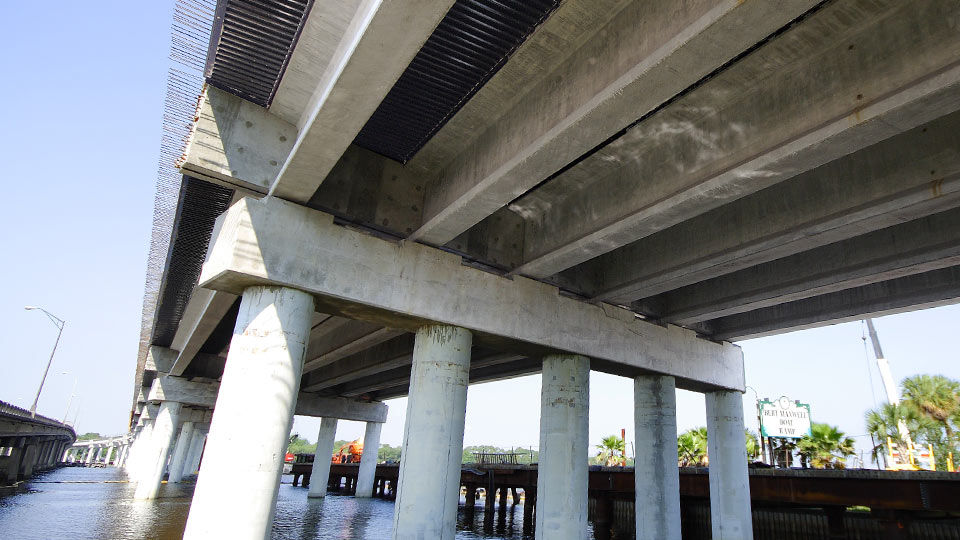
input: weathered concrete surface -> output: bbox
[147,376,219,408]
[705,265,960,341]
[269,0,455,203]
[355,421,382,497]
[513,0,960,278]
[574,110,960,303]
[307,417,338,498]
[411,0,820,246]
[294,395,387,423]
[654,208,960,325]
[167,421,195,483]
[705,391,752,540]
[536,355,590,540]
[634,375,681,540]
[181,86,297,194]
[184,286,313,540]
[392,326,471,540]
[170,289,237,376]
[199,197,744,391]
[269,0,363,128]
[135,400,182,500]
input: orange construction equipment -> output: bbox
[332,440,364,464]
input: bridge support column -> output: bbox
[104,444,115,466]
[5,439,23,483]
[20,443,38,477]
[135,400,183,499]
[535,354,590,540]
[392,325,471,540]
[84,445,94,464]
[355,420,382,497]
[184,285,313,540]
[183,426,207,476]
[126,422,152,477]
[167,421,195,483]
[116,443,129,468]
[634,375,681,540]
[307,417,338,498]
[706,390,753,540]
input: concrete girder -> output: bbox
[302,334,416,392]
[143,371,384,421]
[303,316,404,374]
[170,289,238,376]
[703,265,960,341]
[147,376,219,408]
[512,0,960,279]
[340,355,540,401]
[199,196,744,391]
[294,394,388,423]
[268,0,455,203]
[269,0,363,128]
[409,0,821,246]
[573,109,960,304]
[651,208,960,325]
[180,86,297,194]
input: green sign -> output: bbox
[759,396,812,439]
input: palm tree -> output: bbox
[797,423,856,469]
[595,434,625,466]
[677,427,708,467]
[901,375,960,446]
[745,430,760,461]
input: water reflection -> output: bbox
[0,468,549,539]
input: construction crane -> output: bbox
[865,318,938,471]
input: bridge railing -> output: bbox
[0,399,76,435]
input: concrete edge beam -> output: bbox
[269,0,455,202]
[199,197,744,391]
[171,289,238,376]
[180,86,297,194]
[147,376,220,408]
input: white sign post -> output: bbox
[759,396,812,439]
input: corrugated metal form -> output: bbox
[354,0,562,163]
[204,0,313,107]
[151,176,235,347]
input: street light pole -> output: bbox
[25,306,65,418]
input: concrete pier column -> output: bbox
[634,375,681,540]
[307,417,338,498]
[126,422,153,477]
[535,354,590,540]
[705,390,753,540]
[117,443,129,468]
[84,446,94,464]
[6,439,23,483]
[355,421,383,497]
[105,444,115,466]
[167,421,195,483]
[183,427,207,476]
[135,400,183,499]
[392,325,472,540]
[184,285,313,540]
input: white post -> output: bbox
[355,421,383,497]
[307,417,338,498]
[535,354,590,540]
[706,390,753,540]
[183,286,313,540]
[167,421,195,483]
[392,325,471,540]
[634,375,681,540]
[135,401,183,499]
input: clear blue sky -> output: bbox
[1,2,958,467]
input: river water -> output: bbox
[0,467,571,539]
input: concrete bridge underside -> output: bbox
[127,0,960,539]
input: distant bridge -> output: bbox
[0,400,75,485]
[66,435,133,467]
